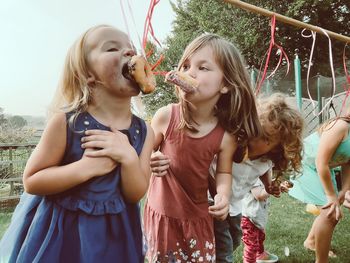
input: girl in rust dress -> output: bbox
[144,33,262,262]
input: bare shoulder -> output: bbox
[322,119,349,140]
[152,104,172,125]
[24,112,67,177]
[220,132,237,151]
[151,104,173,133]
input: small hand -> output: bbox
[343,190,350,209]
[150,151,170,177]
[280,180,293,193]
[81,148,118,177]
[266,180,281,198]
[322,195,343,221]
[208,193,229,221]
[81,129,136,163]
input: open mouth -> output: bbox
[122,61,133,81]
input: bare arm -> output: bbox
[23,113,116,195]
[338,164,350,204]
[209,132,236,220]
[316,120,348,219]
[316,121,348,200]
[343,190,350,209]
[147,105,172,177]
[120,123,154,202]
[151,105,172,151]
[260,169,281,197]
[251,185,269,201]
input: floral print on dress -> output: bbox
[147,237,215,263]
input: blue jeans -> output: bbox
[214,214,242,263]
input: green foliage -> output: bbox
[142,0,350,114]
[141,41,178,118]
[8,116,27,129]
[0,127,36,143]
[0,109,35,143]
[234,194,350,262]
[0,108,7,127]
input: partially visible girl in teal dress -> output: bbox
[289,115,350,263]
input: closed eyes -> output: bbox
[107,48,119,52]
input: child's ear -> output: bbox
[87,72,96,86]
[220,86,229,94]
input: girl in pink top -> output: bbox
[144,33,262,262]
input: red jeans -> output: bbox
[241,216,265,263]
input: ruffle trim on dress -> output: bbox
[53,196,126,215]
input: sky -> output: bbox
[0,0,175,117]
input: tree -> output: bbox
[0,107,7,127]
[142,0,350,113]
[8,115,27,129]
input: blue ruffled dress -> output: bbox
[0,112,147,263]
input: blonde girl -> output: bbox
[0,25,154,263]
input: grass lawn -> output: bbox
[1,195,349,262]
[234,194,350,263]
[0,208,14,240]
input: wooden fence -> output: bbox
[0,92,348,208]
[0,143,36,209]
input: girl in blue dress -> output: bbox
[0,25,154,263]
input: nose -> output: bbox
[124,48,135,57]
[186,66,196,78]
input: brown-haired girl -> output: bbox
[144,33,262,262]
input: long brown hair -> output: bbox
[176,34,263,161]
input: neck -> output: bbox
[88,95,133,130]
[188,102,216,124]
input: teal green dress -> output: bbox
[289,128,350,205]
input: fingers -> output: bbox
[335,206,343,221]
[85,129,111,136]
[322,202,332,209]
[150,158,170,169]
[151,151,170,161]
[150,151,170,176]
[208,204,228,220]
[323,202,342,221]
[152,170,168,177]
[208,194,229,220]
[81,141,106,150]
[326,204,335,218]
[84,148,107,157]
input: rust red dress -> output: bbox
[144,104,225,262]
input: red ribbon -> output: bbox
[255,15,290,95]
[142,0,168,75]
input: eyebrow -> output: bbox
[101,41,135,50]
[184,59,211,65]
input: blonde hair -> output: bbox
[319,114,350,133]
[48,25,112,118]
[176,34,262,161]
[258,93,304,174]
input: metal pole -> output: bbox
[224,0,350,43]
[317,74,322,124]
[266,79,271,95]
[294,54,302,110]
[250,66,257,89]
